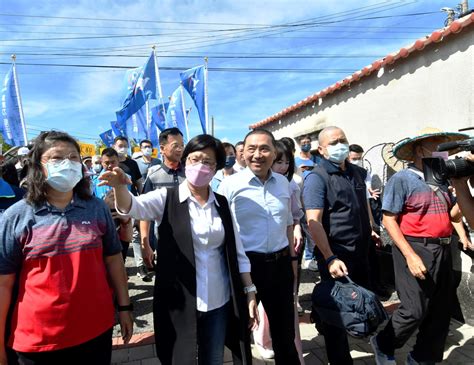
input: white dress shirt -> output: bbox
[218,167,293,253]
[118,181,251,312]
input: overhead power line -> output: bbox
[0,61,357,73]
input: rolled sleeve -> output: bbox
[302,172,327,210]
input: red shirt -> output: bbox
[1,198,122,352]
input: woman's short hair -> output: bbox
[274,140,295,182]
[181,134,226,170]
[26,131,92,205]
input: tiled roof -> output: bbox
[249,12,474,129]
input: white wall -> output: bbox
[267,28,474,151]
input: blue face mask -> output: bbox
[225,156,236,169]
[326,143,349,164]
[301,144,311,153]
[44,159,83,192]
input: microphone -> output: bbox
[437,139,474,152]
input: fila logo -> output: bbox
[81,221,91,225]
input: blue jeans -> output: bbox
[197,301,229,365]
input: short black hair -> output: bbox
[139,139,152,148]
[298,134,311,143]
[159,127,183,145]
[349,144,364,153]
[235,141,244,148]
[222,142,236,154]
[181,134,226,170]
[244,129,276,148]
[279,137,296,153]
[101,147,119,158]
[113,136,129,145]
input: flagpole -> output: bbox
[179,84,190,142]
[152,45,167,123]
[11,55,28,145]
[204,57,209,135]
[145,100,151,140]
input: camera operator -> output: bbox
[371,127,469,365]
[450,153,474,232]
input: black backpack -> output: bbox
[311,276,388,338]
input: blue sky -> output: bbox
[0,0,458,146]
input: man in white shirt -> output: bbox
[219,129,300,365]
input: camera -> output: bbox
[422,138,474,185]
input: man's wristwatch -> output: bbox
[117,303,134,312]
[243,284,257,294]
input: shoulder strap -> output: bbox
[407,167,451,210]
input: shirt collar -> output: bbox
[33,193,88,213]
[242,166,275,184]
[162,162,183,174]
[178,180,219,207]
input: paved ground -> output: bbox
[112,251,474,364]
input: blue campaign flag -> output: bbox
[125,105,147,144]
[120,67,142,108]
[100,129,115,147]
[110,120,124,138]
[1,65,27,147]
[151,102,168,131]
[138,53,158,101]
[166,86,187,141]
[117,52,159,135]
[180,65,206,133]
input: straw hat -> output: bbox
[393,127,469,161]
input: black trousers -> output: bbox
[315,251,369,365]
[247,248,300,365]
[376,239,452,362]
[16,328,113,365]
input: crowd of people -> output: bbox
[0,125,473,365]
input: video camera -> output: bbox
[422,138,474,185]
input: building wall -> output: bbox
[264,27,474,324]
[266,28,474,151]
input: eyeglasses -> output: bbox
[187,156,216,167]
[42,153,81,164]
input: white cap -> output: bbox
[17,147,29,156]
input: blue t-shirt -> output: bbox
[135,157,161,180]
[0,178,24,216]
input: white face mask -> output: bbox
[44,160,83,192]
[115,147,127,156]
[142,147,152,157]
[326,143,350,164]
[350,159,364,167]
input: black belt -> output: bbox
[405,236,451,246]
[246,246,289,262]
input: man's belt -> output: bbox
[246,246,289,262]
[405,236,451,246]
